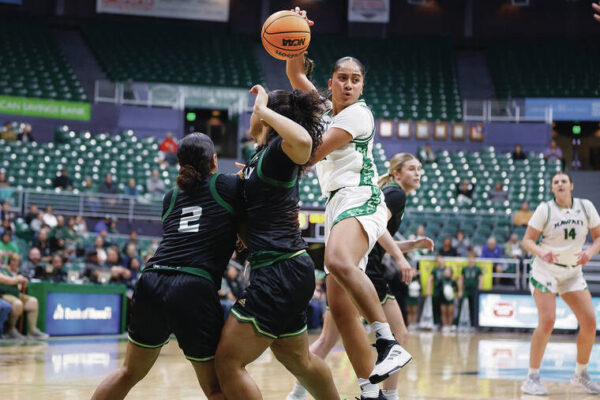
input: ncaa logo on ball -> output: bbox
[282,38,306,47]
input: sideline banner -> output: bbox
[0,96,91,120]
[97,0,230,22]
[348,0,390,23]
[46,292,123,335]
[418,258,493,295]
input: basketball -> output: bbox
[261,10,311,60]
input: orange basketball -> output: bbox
[261,10,311,61]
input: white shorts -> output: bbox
[324,186,387,272]
[529,257,587,296]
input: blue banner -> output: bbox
[525,98,600,121]
[478,292,600,330]
[45,292,122,335]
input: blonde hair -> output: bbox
[8,253,21,266]
[378,153,418,188]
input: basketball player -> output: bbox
[521,172,600,395]
[91,133,240,400]
[287,154,433,400]
[214,85,339,400]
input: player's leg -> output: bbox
[91,342,161,400]
[190,361,226,400]
[271,332,339,400]
[381,298,409,397]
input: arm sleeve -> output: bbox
[383,187,406,217]
[583,199,600,229]
[528,202,548,231]
[329,104,374,140]
[259,137,298,183]
[216,174,242,214]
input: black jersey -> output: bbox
[242,136,307,268]
[367,183,407,266]
[145,173,240,284]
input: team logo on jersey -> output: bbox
[243,167,255,180]
[238,298,246,307]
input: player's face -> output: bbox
[551,174,573,198]
[395,159,422,192]
[328,61,364,111]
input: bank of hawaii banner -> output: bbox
[97,0,230,22]
[0,96,90,120]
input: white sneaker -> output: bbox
[571,370,600,394]
[369,339,412,384]
[27,329,49,340]
[521,373,548,395]
[5,328,25,340]
[286,394,306,400]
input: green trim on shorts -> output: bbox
[186,354,215,363]
[247,249,308,270]
[128,335,170,349]
[530,276,552,293]
[278,325,307,339]
[209,173,235,214]
[142,265,214,283]
[161,186,178,222]
[332,185,382,227]
[257,149,297,188]
[230,308,277,340]
[381,293,396,305]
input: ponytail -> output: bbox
[377,172,395,188]
[177,165,209,193]
[378,153,418,189]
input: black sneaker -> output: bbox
[368,338,412,384]
[355,390,386,399]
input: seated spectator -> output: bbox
[163,148,178,167]
[307,275,326,330]
[511,144,527,161]
[73,215,87,234]
[125,256,141,290]
[1,122,17,141]
[0,231,18,263]
[98,173,118,206]
[99,229,115,248]
[409,225,431,256]
[92,236,107,263]
[103,248,131,284]
[452,230,471,257]
[0,201,13,222]
[0,171,14,204]
[94,216,112,234]
[456,179,473,206]
[544,139,563,163]
[42,205,58,228]
[82,176,95,193]
[24,204,38,225]
[50,215,70,241]
[32,227,53,262]
[0,218,14,237]
[52,169,74,190]
[34,254,67,283]
[121,231,139,255]
[30,211,44,233]
[18,123,34,143]
[124,178,139,197]
[0,297,11,339]
[159,131,177,154]
[502,233,524,280]
[108,217,119,234]
[418,143,437,164]
[20,247,42,279]
[146,169,165,198]
[481,237,503,259]
[438,237,458,257]
[0,254,49,339]
[488,181,508,204]
[121,243,139,269]
[83,251,110,284]
[513,201,534,227]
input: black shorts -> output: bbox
[128,270,223,362]
[231,253,315,339]
[365,260,395,305]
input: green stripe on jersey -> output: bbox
[247,249,308,270]
[230,308,277,339]
[185,354,215,363]
[209,173,235,214]
[161,186,178,222]
[128,335,169,349]
[279,325,307,338]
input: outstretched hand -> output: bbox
[575,250,591,265]
[249,85,268,110]
[291,6,314,26]
[414,237,435,252]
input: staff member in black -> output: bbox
[92,133,240,400]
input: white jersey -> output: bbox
[316,99,378,197]
[528,198,600,266]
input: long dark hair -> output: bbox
[331,56,366,78]
[258,89,326,171]
[176,132,215,193]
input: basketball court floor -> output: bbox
[1,331,599,399]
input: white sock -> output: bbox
[289,382,306,399]
[382,389,398,400]
[371,321,394,341]
[575,363,587,375]
[358,377,380,398]
[528,368,540,376]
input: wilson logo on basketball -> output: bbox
[282,38,306,47]
[493,301,514,317]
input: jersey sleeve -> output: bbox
[330,104,374,140]
[528,202,548,231]
[582,199,600,229]
[259,136,298,185]
[383,187,406,217]
[215,174,242,215]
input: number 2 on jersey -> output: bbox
[563,228,576,240]
[179,206,202,233]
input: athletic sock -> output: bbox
[289,382,307,399]
[528,368,540,376]
[575,363,588,375]
[382,389,398,400]
[358,377,380,399]
[371,321,394,341]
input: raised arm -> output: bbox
[286,54,318,93]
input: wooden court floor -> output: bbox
[1,331,599,399]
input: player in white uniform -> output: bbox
[521,172,600,395]
[286,8,413,399]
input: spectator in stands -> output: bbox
[502,233,524,283]
[99,229,115,248]
[146,169,165,198]
[456,179,473,206]
[34,254,67,283]
[418,143,437,164]
[0,202,13,222]
[159,131,177,154]
[93,236,107,263]
[1,254,49,339]
[513,201,534,227]
[24,204,38,225]
[410,224,431,257]
[1,122,17,141]
[125,256,141,289]
[94,215,112,234]
[30,211,44,234]
[0,171,14,204]
[18,123,34,143]
[52,169,74,191]
[82,176,95,192]
[121,231,139,256]
[307,275,326,330]
[73,215,87,234]
[122,243,139,269]
[98,173,118,206]
[50,215,69,241]
[0,231,18,263]
[0,297,11,339]
[438,237,458,257]
[544,139,563,163]
[452,230,471,257]
[103,248,131,284]
[83,250,110,284]
[109,217,119,234]
[512,144,527,161]
[124,178,139,197]
[0,218,14,237]
[42,205,57,228]
[20,247,41,279]
[488,181,508,205]
[457,251,482,327]
[163,148,178,167]
[32,227,52,262]
[481,237,503,259]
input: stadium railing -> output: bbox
[463,99,553,123]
